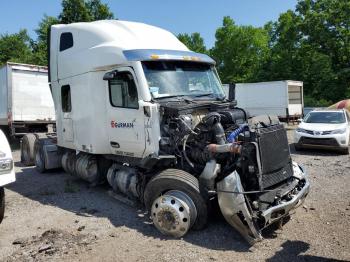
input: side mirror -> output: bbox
[103,70,119,80]
[228,83,236,101]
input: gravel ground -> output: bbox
[0,129,349,262]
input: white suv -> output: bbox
[294,109,350,154]
[0,130,15,223]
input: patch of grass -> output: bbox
[64,180,80,193]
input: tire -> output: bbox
[294,143,302,151]
[0,187,5,224]
[34,139,46,173]
[21,134,37,166]
[144,169,208,230]
[339,147,349,155]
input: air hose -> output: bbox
[227,124,248,143]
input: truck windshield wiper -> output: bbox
[193,93,225,101]
[154,94,187,100]
[193,93,214,97]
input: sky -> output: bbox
[0,0,298,48]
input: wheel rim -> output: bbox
[151,190,197,238]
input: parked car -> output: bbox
[0,129,15,223]
[294,109,350,154]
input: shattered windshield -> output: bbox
[142,60,225,100]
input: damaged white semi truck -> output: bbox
[24,20,309,244]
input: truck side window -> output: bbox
[60,32,73,51]
[61,85,72,112]
[109,72,139,109]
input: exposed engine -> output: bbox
[158,102,303,218]
[159,103,251,174]
[159,104,247,170]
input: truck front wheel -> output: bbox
[144,169,208,237]
[0,187,5,224]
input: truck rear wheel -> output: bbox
[21,134,37,166]
[34,139,46,173]
[144,169,208,237]
[0,187,5,224]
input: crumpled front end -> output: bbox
[217,163,309,245]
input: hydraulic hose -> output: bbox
[227,124,248,143]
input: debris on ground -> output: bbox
[5,229,96,261]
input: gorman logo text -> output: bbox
[111,120,134,128]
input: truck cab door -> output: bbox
[60,84,74,143]
[105,67,146,158]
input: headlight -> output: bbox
[331,128,347,134]
[296,128,307,133]
[292,162,306,180]
[0,159,13,174]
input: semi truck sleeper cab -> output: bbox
[22,20,309,244]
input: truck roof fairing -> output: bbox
[123,49,216,65]
[51,20,204,81]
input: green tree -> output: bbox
[295,0,350,103]
[59,0,115,24]
[36,15,60,43]
[261,0,350,105]
[258,10,302,81]
[177,33,207,53]
[86,0,114,20]
[30,0,115,65]
[59,0,92,24]
[31,15,60,65]
[0,30,34,65]
[211,16,270,83]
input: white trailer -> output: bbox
[0,62,55,137]
[223,81,304,121]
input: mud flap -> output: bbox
[217,171,263,244]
